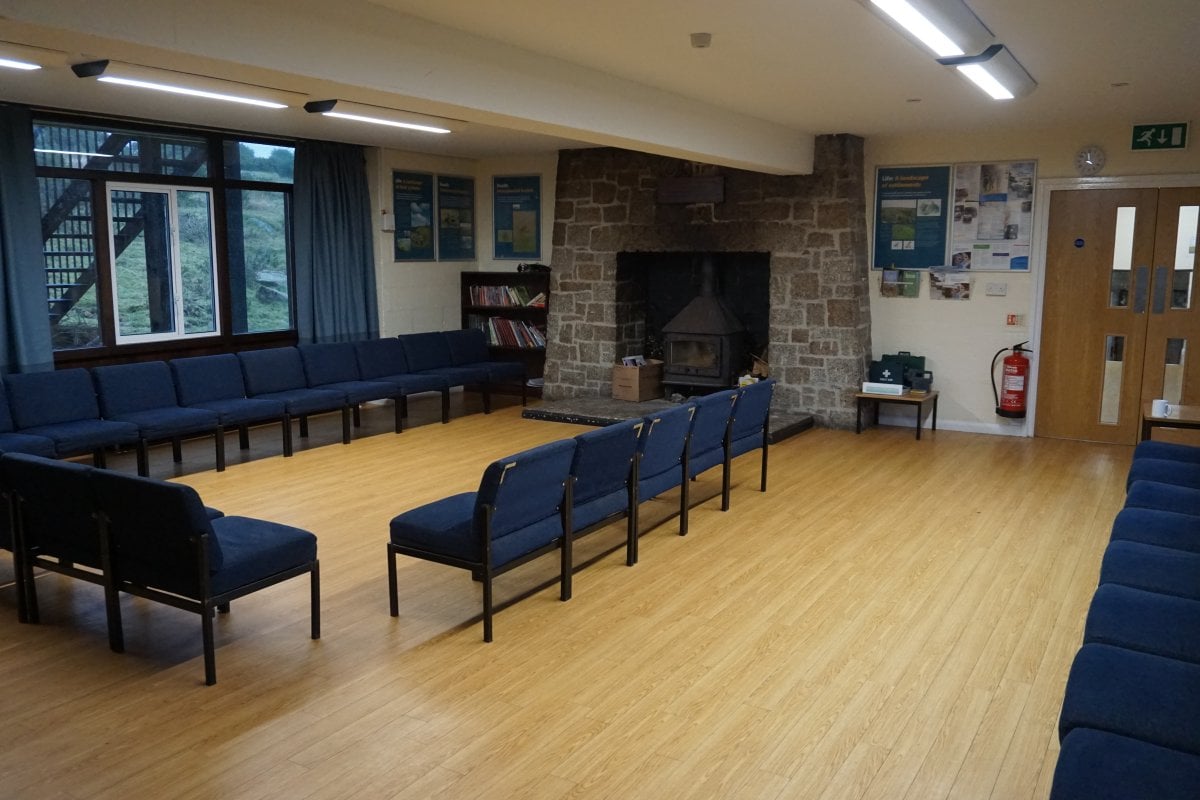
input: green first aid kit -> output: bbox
[869,351,926,386]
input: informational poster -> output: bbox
[950,161,1036,271]
[930,270,972,300]
[873,166,951,269]
[880,268,921,298]
[437,175,475,261]
[392,171,435,261]
[493,175,541,260]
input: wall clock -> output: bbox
[1074,145,1106,176]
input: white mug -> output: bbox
[1152,398,1171,417]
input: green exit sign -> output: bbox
[1131,123,1189,150]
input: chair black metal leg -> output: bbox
[521,382,527,407]
[93,448,107,469]
[283,414,294,457]
[387,546,399,617]
[482,574,494,643]
[721,452,732,512]
[679,466,690,536]
[172,438,183,463]
[400,395,409,420]
[352,405,362,428]
[104,586,124,653]
[394,396,404,433]
[239,425,251,450]
[441,389,450,424]
[341,407,351,444]
[310,560,321,640]
[482,386,492,414]
[136,440,149,477]
[761,442,769,492]
[202,602,217,685]
[217,602,230,614]
[215,425,226,472]
[299,415,310,438]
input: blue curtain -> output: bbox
[293,140,379,343]
[0,104,53,373]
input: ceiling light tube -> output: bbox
[304,100,456,134]
[0,41,67,71]
[861,0,994,58]
[71,60,305,109]
[938,44,1037,99]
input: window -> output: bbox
[33,117,295,352]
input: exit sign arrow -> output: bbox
[1131,123,1189,151]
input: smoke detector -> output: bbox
[690,32,712,48]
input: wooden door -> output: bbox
[1038,186,1200,444]
[1036,188,1159,443]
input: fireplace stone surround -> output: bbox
[544,135,870,428]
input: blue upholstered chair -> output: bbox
[170,353,291,457]
[90,469,320,685]
[635,403,696,545]
[388,438,576,641]
[727,378,776,501]
[1126,457,1200,491]
[1110,506,1200,552]
[687,389,738,510]
[1084,583,1200,664]
[1050,728,1200,800]
[1099,540,1200,601]
[444,328,527,406]
[237,347,351,450]
[2,369,139,467]
[1059,643,1200,757]
[92,361,223,475]
[1133,440,1200,464]
[0,453,115,637]
[352,338,451,424]
[569,419,643,567]
[1125,479,1200,515]
[298,342,404,433]
[0,381,55,458]
[399,332,494,413]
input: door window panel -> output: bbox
[1171,205,1198,309]
[1108,206,1136,308]
[1163,338,1187,405]
[1099,334,1125,425]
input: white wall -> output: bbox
[865,121,1200,434]
[366,148,559,335]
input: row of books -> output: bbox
[467,315,547,349]
[466,284,546,307]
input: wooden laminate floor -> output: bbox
[0,396,1131,799]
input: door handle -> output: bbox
[1151,265,1170,314]
[1133,266,1150,313]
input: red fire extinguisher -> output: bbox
[991,341,1031,419]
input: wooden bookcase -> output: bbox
[460,270,550,385]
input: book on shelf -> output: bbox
[470,316,546,349]
[467,284,544,307]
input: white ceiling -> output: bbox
[1,0,1197,167]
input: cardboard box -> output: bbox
[612,359,664,401]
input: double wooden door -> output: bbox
[1037,186,1200,443]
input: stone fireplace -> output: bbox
[544,135,870,428]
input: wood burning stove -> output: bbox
[661,256,745,389]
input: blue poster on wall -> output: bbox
[392,171,435,261]
[493,175,541,260]
[873,166,952,269]
[437,175,475,261]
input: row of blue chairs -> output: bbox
[387,379,776,641]
[1051,440,1200,799]
[0,330,525,476]
[0,452,319,685]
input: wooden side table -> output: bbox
[855,389,939,441]
[1141,402,1200,441]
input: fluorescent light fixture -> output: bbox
[862,0,993,58]
[939,44,1037,99]
[304,99,456,135]
[71,60,304,109]
[0,41,67,71]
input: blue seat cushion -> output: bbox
[209,516,317,596]
[353,338,411,379]
[389,492,561,566]
[1050,728,1200,800]
[571,420,641,507]
[1127,458,1200,491]
[171,354,250,404]
[1059,643,1200,755]
[1110,507,1200,552]
[419,364,492,386]
[1084,583,1200,664]
[1099,540,1200,600]
[92,362,179,416]
[21,418,140,456]
[1134,440,1200,464]
[108,406,219,441]
[186,397,286,426]
[640,466,685,502]
[239,348,310,395]
[0,431,56,457]
[399,332,454,373]
[482,361,526,382]
[250,388,346,416]
[298,342,362,386]
[445,329,491,365]
[729,429,765,459]
[310,379,400,405]
[1126,480,1200,515]
[730,379,775,441]
[573,489,628,531]
[367,372,449,397]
